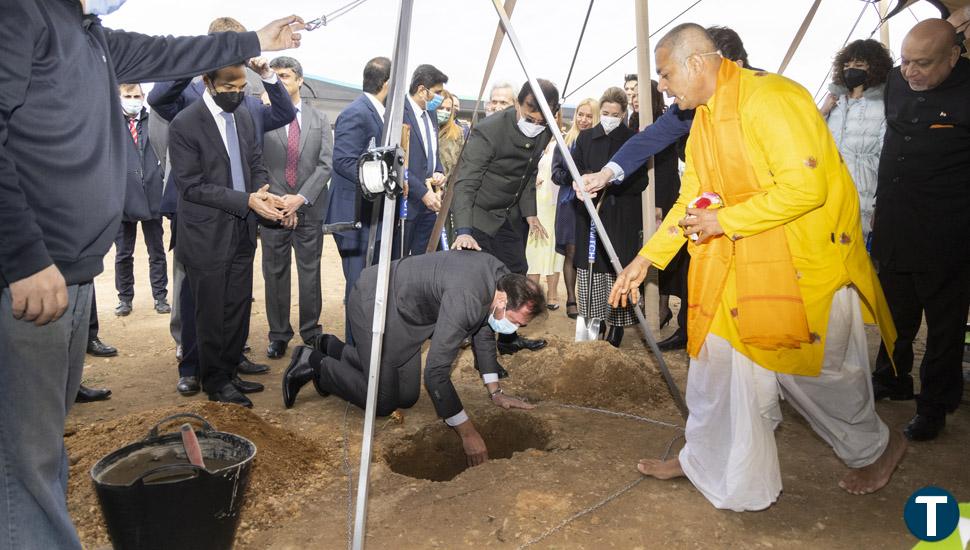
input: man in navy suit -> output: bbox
[399,64,448,257]
[168,63,292,407]
[325,56,391,344]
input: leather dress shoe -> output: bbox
[283,346,324,408]
[267,340,287,359]
[114,301,132,316]
[238,357,270,375]
[872,379,914,401]
[177,376,200,396]
[307,333,345,359]
[75,384,111,403]
[232,376,264,394]
[208,383,253,408]
[154,298,171,314]
[657,330,687,351]
[903,413,945,442]
[496,335,547,355]
[87,337,118,357]
[606,326,624,348]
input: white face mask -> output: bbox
[517,117,546,138]
[83,0,128,15]
[600,115,622,134]
[121,98,143,116]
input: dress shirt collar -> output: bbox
[202,88,226,120]
[364,93,385,118]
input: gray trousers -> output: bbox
[260,216,324,343]
[169,255,185,347]
[0,283,90,549]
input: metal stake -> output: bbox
[352,1,414,548]
[489,0,688,419]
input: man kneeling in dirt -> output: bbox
[283,251,541,465]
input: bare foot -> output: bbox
[839,429,907,495]
[637,457,685,479]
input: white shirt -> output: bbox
[364,92,386,119]
[202,89,232,155]
[406,94,436,167]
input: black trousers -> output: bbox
[88,286,100,340]
[472,217,529,275]
[316,274,421,416]
[114,219,168,302]
[183,222,255,392]
[872,263,969,417]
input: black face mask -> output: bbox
[843,68,868,90]
[211,90,245,113]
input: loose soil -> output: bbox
[65,226,969,549]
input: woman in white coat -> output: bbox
[820,39,894,245]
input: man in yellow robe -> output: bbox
[604,23,907,511]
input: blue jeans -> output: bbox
[0,283,89,550]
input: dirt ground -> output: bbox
[67,221,969,549]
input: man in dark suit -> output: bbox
[282,251,541,466]
[261,56,333,359]
[168,63,293,407]
[451,80,559,356]
[398,64,448,257]
[325,56,392,344]
[114,83,170,316]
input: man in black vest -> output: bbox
[870,18,970,441]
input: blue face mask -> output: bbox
[487,308,519,334]
[83,0,128,15]
[425,92,444,112]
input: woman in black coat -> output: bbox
[553,87,648,347]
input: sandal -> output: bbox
[546,303,560,311]
[565,301,578,320]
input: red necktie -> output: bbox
[285,117,300,188]
[128,118,138,145]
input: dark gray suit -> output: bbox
[260,102,334,343]
[317,251,507,419]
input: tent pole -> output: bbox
[879,0,892,50]
[634,0,659,329]
[351,1,414,548]
[777,0,822,75]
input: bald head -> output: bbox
[900,19,961,91]
[656,23,717,64]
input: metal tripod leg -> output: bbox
[352,1,415,549]
[489,0,688,420]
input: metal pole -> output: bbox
[879,0,891,50]
[352,1,414,548]
[777,0,822,75]
[634,0,659,328]
[489,0,688,419]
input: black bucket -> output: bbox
[90,413,257,550]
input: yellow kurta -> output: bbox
[639,67,896,376]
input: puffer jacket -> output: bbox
[825,83,886,240]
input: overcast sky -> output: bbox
[103,0,943,106]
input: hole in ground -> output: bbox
[384,411,552,482]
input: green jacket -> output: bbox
[452,108,551,236]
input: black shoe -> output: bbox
[283,346,323,408]
[75,384,111,403]
[496,335,548,355]
[208,383,253,408]
[232,376,264,394]
[114,301,132,316]
[657,330,687,351]
[659,309,673,330]
[606,326,624,348]
[903,413,945,442]
[237,357,270,375]
[307,333,345,359]
[459,336,472,349]
[565,301,578,320]
[177,376,200,396]
[267,340,287,359]
[243,342,252,353]
[87,337,118,357]
[872,378,915,401]
[154,298,171,314]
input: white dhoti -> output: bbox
[678,286,889,512]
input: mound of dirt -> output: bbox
[65,401,338,548]
[499,337,682,415]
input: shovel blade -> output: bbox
[575,315,604,342]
